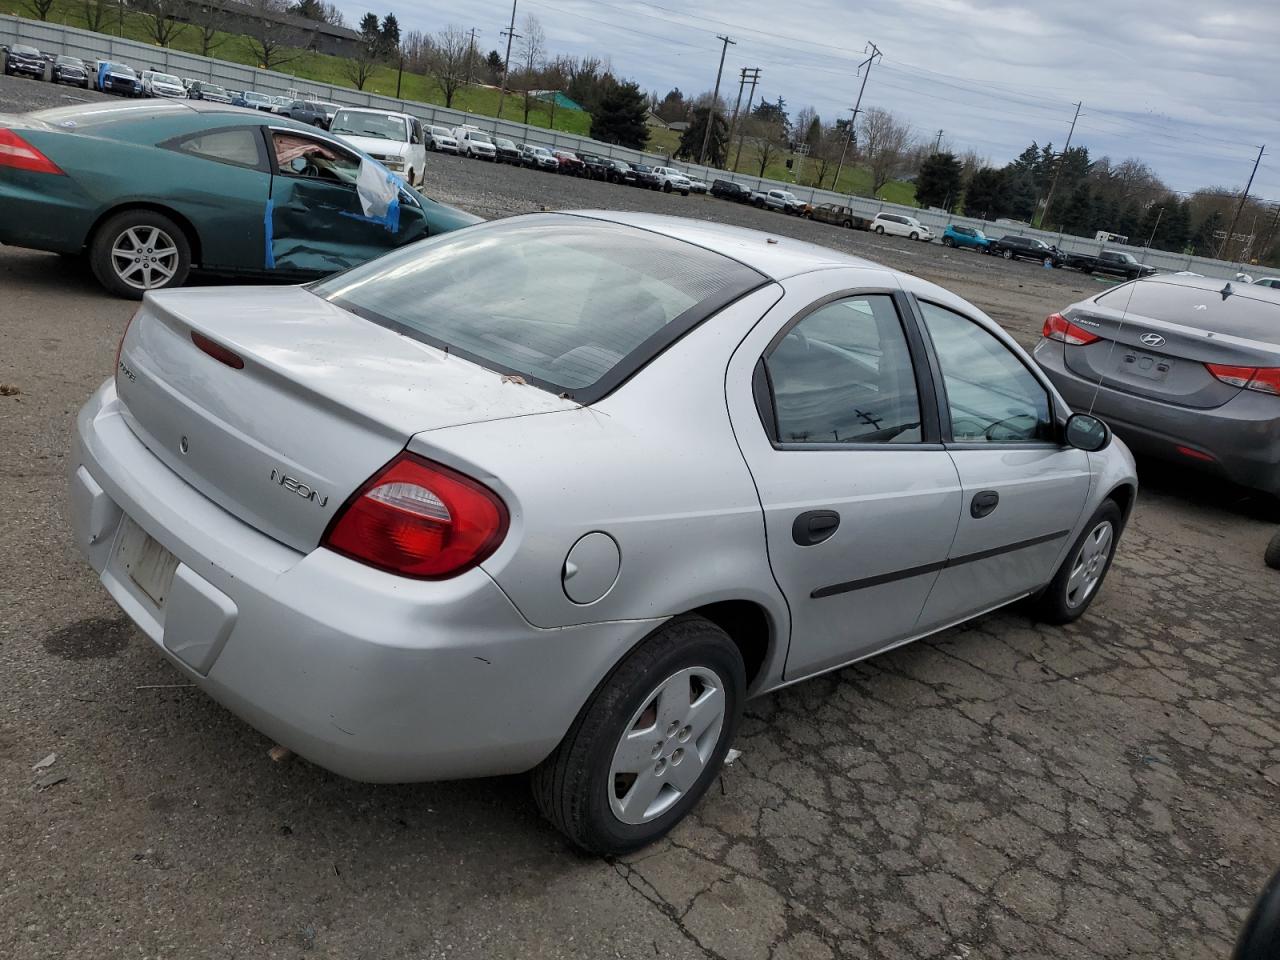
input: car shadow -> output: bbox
[1132,453,1280,524]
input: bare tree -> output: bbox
[518,15,545,123]
[401,29,432,73]
[241,0,309,70]
[22,0,55,20]
[188,0,231,57]
[135,0,189,47]
[745,117,786,177]
[860,107,912,194]
[81,0,110,31]
[427,25,470,109]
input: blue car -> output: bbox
[942,224,991,251]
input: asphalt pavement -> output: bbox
[2,75,1280,959]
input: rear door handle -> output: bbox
[793,510,840,546]
[970,490,1000,519]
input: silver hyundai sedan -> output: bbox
[70,212,1137,854]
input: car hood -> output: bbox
[334,134,410,157]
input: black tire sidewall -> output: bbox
[1035,500,1123,624]
[540,618,745,855]
[90,210,192,300]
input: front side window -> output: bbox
[313,216,762,397]
[918,301,1053,443]
[271,131,359,184]
[764,295,922,444]
[176,128,263,169]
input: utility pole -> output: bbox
[466,28,479,84]
[832,42,881,190]
[733,67,760,170]
[725,67,749,163]
[497,0,519,119]
[934,129,944,153]
[1221,144,1265,262]
[1040,100,1082,230]
[698,34,735,166]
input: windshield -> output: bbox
[13,45,39,55]
[331,111,408,141]
[204,84,227,95]
[56,56,83,66]
[111,66,137,78]
[153,73,180,85]
[468,132,493,144]
[313,216,763,398]
[496,138,515,149]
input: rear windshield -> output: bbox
[312,216,764,400]
[1096,279,1280,334]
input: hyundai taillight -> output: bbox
[0,129,65,175]
[1042,313,1101,346]
[1205,363,1280,396]
[322,452,509,579]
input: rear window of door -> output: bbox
[918,300,1054,443]
[763,295,923,444]
[171,127,265,170]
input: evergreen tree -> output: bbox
[1058,184,1095,236]
[656,88,687,123]
[358,12,380,43]
[914,151,963,210]
[1002,167,1038,220]
[962,167,1006,220]
[380,13,401,56]
[484,50,504,83]
[590,81,649,149]
[675,107,728,165]
[1117,201,1144,241]
[1191,210,1224,256]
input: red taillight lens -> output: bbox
[191,331,245,369]
[114,308,139,383]
[1042,313,1101,346]
[1205,363,1280,395]
[322,452,509,579]
[0,128,65,175]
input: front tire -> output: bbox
[1265,529,1280,571]
[532,615,745,855]
[874,225,885,234]
[943,236,955,247]
[1003,249,1014,260]
[1030,500,1122,625]
[90,209,191,300]
[910,231,920,241]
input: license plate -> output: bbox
[116,516,180,608]
[1120,351,1173,382]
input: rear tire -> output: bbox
[874,225,885,234]
[531,615,745,856]
[943,236,955,247]
[1003,249,1014,260]
[90,209,191,300]
[1030,500,1122,625]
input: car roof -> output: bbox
[1135,274,1280,301]
[564,211,878,280]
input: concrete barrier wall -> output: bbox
[2,14,1257,281]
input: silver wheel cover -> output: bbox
[110,225,179,291]
[1065,520,1114,609]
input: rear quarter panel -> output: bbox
[407,284,792,676]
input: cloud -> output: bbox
[335,0,1279,197]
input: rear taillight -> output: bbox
[0,129,65,175]
[191,331,245,369]
[1042,313,1100,346]
[114,309,139,383]
[322,452,509,579]
[1205,363,1280,396]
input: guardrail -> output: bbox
[1,13,1261,282]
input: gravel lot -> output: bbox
[3,74,1280,959]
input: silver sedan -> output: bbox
[70,211,1137,854]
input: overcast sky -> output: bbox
[335,0,1279,199]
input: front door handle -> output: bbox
[793,510,840,546]
[970,490,1000,519]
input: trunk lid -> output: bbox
[116,285,576,552]
[1063,280,1280,409]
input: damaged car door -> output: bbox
[264,128,428,276]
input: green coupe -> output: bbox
[0,99,480,298]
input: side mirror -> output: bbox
[1065,413,1111,452]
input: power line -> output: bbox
[1221,145,1266,260]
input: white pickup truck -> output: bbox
[651,166,692,196]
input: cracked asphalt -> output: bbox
[2,74,1280,959]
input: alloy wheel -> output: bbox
[1065,520,1114,608]
[110,225,179,291]
[608,666,726,825]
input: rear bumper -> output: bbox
[1035,339,1280,495]
[71,379,654,782]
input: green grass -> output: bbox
[645,125,918,205]
[2,0,590,134]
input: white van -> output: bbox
[328,108,429,186]
[871,213,933,241]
